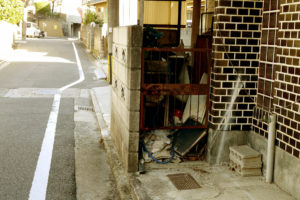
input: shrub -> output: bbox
[143,26,163,47]
[83,9,103,26]
[34,1,51,17]
[0,0,24,24]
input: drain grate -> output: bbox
[75,105,94,112]
[167,173,201,190]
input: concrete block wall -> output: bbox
[210,0,263,131]
[93,27,105,59]
[111,25,142,172]
[38,19,64,37]
[81,25,105,59]
[81,25,89,48]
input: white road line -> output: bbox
[0,61,10,71]
[28,42,85,200]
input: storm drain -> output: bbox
[167,173,201,190]
[75,105,94,112]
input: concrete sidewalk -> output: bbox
[74,91,119,200]
[90,85,296,200]
[90,86,134,200]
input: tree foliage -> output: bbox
[83,10,103,26]
[0,0,24,24]
[34,1,51,16]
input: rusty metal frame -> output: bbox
[140,47,211,131]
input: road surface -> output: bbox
[0,38,110,200]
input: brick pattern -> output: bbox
[253,0,300,159]
[274,1,300,158]
[210,0,263,130]
[256,0,280,110]
[252,0,280,138]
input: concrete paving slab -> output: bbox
[90,87,133,200]
[74,96,119,200]
[91,86,111,128]
[80,89,90,98]
[131,162,296,200]
[94,68,106,80]
[95,59,109,78]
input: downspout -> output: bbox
[139,0,144,26]
[266,113,276,183]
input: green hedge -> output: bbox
[0,0,24,24]
[83,9,103,26]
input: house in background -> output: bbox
[58,0,82,37]
[32,0,81,37]
[82,0,108,36]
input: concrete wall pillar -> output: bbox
[69,23,72,37]
[111,25,142,172]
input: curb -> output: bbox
[78,42,108,81]
[90,89,135,200]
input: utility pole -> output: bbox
[107,0,119,84]
[22,0,30,39]
[50,0,56,17]
[107,0,119,54]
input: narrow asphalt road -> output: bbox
[0,38,108,200]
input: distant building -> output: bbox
[59,0,82,37]
[82,0,107,36]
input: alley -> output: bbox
[0,38,113,200]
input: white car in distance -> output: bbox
[26,22,41,38]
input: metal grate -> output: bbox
[167,173,201,190]
[75,105,94,112]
